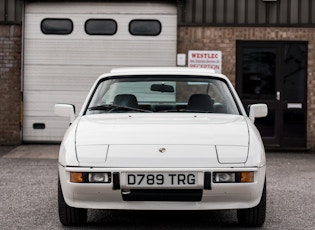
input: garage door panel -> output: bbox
[25,14,177,41]
[23,65,109,91]
[26,2,177,15]
[23,1,177,142]
[23,91,86,116]
[23,116,70,142]
[24,40,176,66]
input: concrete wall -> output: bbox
[0,25,21,145]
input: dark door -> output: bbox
[236,41,307,149]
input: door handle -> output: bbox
[276,91,280,101]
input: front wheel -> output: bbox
[58,177,87,226]
[237,179,266,227]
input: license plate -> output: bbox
[122,172,199,188]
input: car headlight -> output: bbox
[214,172,235,183]
[213,172,254,183]
[70,172,111,183]
[89,173,111,183]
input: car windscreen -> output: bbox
[85,76,240,115]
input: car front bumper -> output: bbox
[59,164,266,210]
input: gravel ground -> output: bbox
[0,146,314,229]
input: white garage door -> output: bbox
[23,1,177,142]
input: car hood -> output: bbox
[75,113,249,167]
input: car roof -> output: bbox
[110,67,216,75]
[97,67,228,81]
[80,67,246,116]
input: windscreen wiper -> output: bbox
[88,104,151,113]
[180,109,212,113]
[88,105,114,111]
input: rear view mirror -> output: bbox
[150,83,174,93]
[54,104,76,123]
[249,104,268,122]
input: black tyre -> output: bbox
[237,179,266,227]
[58,177,87,226]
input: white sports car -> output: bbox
[55,67,267,227]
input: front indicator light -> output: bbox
[70,172,111,183]
[70,172,84,183]
[240,172,254,183]
[213,172,254,183]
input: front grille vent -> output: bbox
[122,189,202,202]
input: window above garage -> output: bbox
[129,20,161,36]
[41,18,73,35]
[85,19,117,35]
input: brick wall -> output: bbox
[177,26,315,149]
[0,25,22,145]
[2,24,315,148]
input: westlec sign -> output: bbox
[188,50,222,73]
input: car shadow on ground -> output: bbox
[83,209,246,229]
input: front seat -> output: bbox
[187,94,214,112]
[113,94,139,109]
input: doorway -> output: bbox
[236,41,307,149]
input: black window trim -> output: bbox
[41,18,73,35]
[129,19,162,36]
[85,18,118,36]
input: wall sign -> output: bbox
[188,50,222,73]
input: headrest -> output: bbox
[187,94,214,112]
[113,94,139,108]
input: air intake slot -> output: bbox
[122,189,202,201]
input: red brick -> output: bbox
[178,26,315,150]
[0,25,21,145]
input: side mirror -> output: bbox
[248,104,268,122]
[54,104,76,123]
